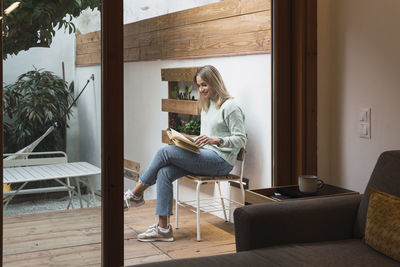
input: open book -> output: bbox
[166,128,200,154]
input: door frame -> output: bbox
[101,0,124,266]
[0,0,316,265]
[273,0,317,186]
[0,0,125,266]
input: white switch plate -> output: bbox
[359,108,371,139]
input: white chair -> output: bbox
[175,147,246,241]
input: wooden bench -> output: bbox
[3,151,101,210]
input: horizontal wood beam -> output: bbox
[161,99,199,115]
[123,159,140,172]
[123,0,270,36]
[161,67,200,82]
[76,0,271,66]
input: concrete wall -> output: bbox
[318,0,400,193]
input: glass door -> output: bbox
[2,1,104,265]
[122,0,272,264]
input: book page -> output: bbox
[170,128,197,144]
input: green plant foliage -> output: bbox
[171,85,195,100]
[169,113,180,130]
[169,114,200,136]
[184,85,193,100]
[183,118,200,135]
[171,87,179,99]
[3,67,74,153]
[2,0,100,59]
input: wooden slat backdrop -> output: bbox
[161,67,200,82]
[161,99,200,115]
[76,0,271,66]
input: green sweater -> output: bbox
[201,98,246,166]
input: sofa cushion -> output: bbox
[132,239,399,267]
[130,249,272,267]
[354,150,400,238]
[250,239,400,267]
[365,188,400,262]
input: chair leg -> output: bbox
[4,181,28,210]
[75,177,83,208]
[66,178,74,209]
[175,179,179,229]
[228,181,232,222]
[87,177,96,206]
[217,181,228,222]
[196,181,201,241]
[240,179,245,205]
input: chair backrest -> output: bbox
[354,150,400,238]
[237,148,246,161]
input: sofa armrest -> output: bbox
[234,194,362,252]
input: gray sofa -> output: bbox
[133,151,400,266]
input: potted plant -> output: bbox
[171,85,196,100]
[3,67,74,153]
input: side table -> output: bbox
[245,184,358,205]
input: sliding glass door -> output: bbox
[1,0,107,265]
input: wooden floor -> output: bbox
[3,200,236,266]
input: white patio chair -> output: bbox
[175,147,246,241]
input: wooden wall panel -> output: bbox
[161,99,200,116]
[76,0,271,66]
[161,67,199,82]
[123,0,270,36]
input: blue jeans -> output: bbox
[139,145,233,216]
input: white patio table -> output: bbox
[3,151,101,210]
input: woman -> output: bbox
[124,65,246,242]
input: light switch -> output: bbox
[359,110,368,122]
[359,108,371,139]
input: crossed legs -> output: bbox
[129,145,233,230]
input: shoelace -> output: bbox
[124,195,130,208]
[144,224,158,234]
[124,191,133,208]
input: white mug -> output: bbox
[298,175,324,193]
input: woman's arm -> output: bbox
[219,109,246,148]
[195,135,220,147]
[195,109,246,148]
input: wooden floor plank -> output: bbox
[124,254,171,266]
[4,206,100,223]
[3,243,102,266]
[3,200,236,266]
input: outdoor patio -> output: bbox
[3,200,236,266]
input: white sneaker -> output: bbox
[137,224,174,242]
[124,190,145,209]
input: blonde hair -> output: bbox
[194,65,232,111]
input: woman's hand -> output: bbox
[195,135,220,147]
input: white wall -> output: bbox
[123,0,222,24]
[318,0,400,193]
[2,8,102,179]
[75,66,102,182]
[124,55,272,201]
[2,24,81,162]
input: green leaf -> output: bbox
[3,67,74,151]
[3,0,101,59]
